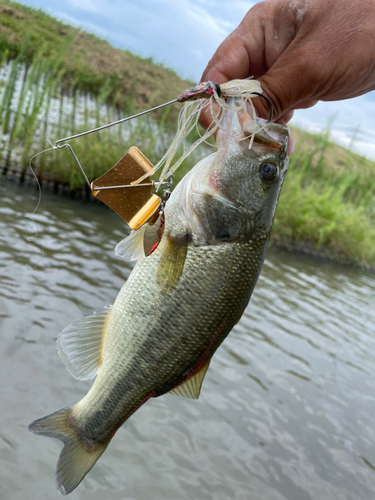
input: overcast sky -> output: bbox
[15,0,375,159]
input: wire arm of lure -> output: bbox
[92,182,164,191]
[53,84,273,153]
[56,143,91,189]
[54,99,179,148]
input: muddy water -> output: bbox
[1,181,375,500]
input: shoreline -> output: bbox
[269,239,375,273]
[2,173,373,274]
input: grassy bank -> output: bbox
[0,40,198,184]
[0,0,197,183]
[272,129,375,267]
[0,0,191,119]
[0,1,374,269]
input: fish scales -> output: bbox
[28,98,289,495]
[78,232,266,442]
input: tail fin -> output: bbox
[28,406,108,495]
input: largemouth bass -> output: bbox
[29,101,289,495]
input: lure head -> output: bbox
[179,100,289,245]
[177,82,217,102]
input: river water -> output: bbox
[1,181,375,500]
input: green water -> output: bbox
[1,181,374,500]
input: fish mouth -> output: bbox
[231,98,289,152]
[218,97,289,156]
[241,118,289,155]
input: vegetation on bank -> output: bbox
[0,40,198,185]
[0,1,374,268]
[273,129,375,267]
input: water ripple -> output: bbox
[1,182,375,500]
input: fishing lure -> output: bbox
[36,79,272,230]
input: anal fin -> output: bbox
[57,307,111,381]
[169,359,210,399]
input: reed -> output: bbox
[0,40,185,187]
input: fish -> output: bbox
[28,99,289,495]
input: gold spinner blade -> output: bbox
[91,147,161,230]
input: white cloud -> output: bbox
[65,0,100,14]
[292,95,375,160]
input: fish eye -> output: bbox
[259,162,279,183]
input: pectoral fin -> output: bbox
[157,233,191,292]
[115,226,146,261]
[57,307,111,381]
[169,359,211,399]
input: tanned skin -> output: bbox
[199,0,375,154]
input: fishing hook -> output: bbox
[250,92,273,123]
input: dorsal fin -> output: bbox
[115,226,146,261]
[169,359,210,399]
[57,307,111,381]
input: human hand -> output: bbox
[200,0,375,154]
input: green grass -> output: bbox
[272,129,375,267]
[0,33,198,184]
[39,114,202,191]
